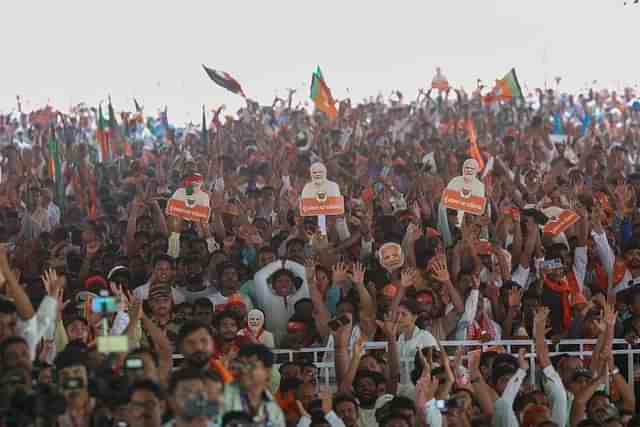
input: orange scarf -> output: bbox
[594,259,627,292]
[543,275,573,330]
[209,357,234,384]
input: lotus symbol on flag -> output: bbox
[316,191,328,203]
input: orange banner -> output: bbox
[442,189,486,216]
[300,196,345,217]
[166,199,211,222]
[542,209,579,236]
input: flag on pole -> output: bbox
[134,98,143,113]
[97,105,110,162]
[202,65,246,97]
[483,68,524,103]
[201,105,208,147]
[310,66,337,120]
[465,119,485,171]
[47,125,65,211]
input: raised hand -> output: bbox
[128,297,144,322]
[400,268,418,289]
[603,303,617,328]
[110,281,131,312]
[304,257,317,283]
[350,262,366,286]
[430,256,450,283]
[332,262,349,284]
[376,311,400,339]
[533,306,550,336]
[415,364,439,409]
[42,268,65,300]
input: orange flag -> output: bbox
[465,119,485,171]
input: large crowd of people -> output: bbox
[1,83,640,427]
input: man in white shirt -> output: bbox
[0,248,57,360]
[396,299,437,383]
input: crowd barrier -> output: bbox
[171,339,640,388]
[271,339,640,388]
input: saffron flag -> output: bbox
[484,68,524,103]
[96,105,110,162]
[310,67,337,120]
[202,65,246,97]
[465,119,485,171]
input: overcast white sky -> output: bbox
[0,0,637,123]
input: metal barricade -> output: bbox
[269,339,640,389]
[171,339,640,389]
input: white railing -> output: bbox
[269,339,640,388]
[170,339,640,388]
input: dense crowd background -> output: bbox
[1,83,640,427]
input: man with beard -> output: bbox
[208,263,252,312]
[125,380,166,427]
[213,310,240,359]
[177,256,220,304]
[55,342,93,427]
[176,320,225,378]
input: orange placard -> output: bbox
[166,199,211,222]
[299,196,345,217]
[542,209,579,236]
[432,80,449,91]
[441,189,486,216]
[502,207,521,220]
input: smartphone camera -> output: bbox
[125,357,144,370]
[91,291,119,314]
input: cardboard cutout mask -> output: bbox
[378,242,405,272]
[300,162,344,216]
[247,309,265,333]
[442,158,487,216]
[166,174,211,222]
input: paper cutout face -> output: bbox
[166,174,211,222]
[300,162,344,216]
[302,162,342,199]
[247,309,264,333]
[378,242,405,272]
[462,159,478,179]
[311,162,328,185]
[442,159,487,217]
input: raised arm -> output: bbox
[0,247,35,320]
[376,313,400,395]
[350,262,377,339]
[431,256,464,314]
[305,258,331,341]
